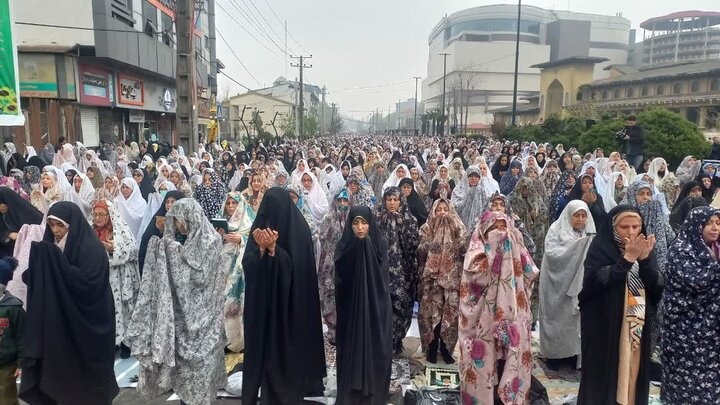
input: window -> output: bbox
[111,0,134,27]
[626,87,634,98]
[641,86,649,96]
[143,1,157,38]
[672,83,683,94]
[711,79,720,91]
[161,12,174,46]
[601,90,608,100]
[691,81,700,92]
[449,18,541,37]
[656,85,665,95]
[613,89,621,99]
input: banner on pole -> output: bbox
[0,0,25,126]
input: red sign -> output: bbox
[118,74,144,106]
[78,63,112,107]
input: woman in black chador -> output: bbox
[335,206,392,405]
[242,187,326,404]
[578,205,664,405]
[0,187,43,257]
[21,202,118,405]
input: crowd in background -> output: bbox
[0,129,718,405]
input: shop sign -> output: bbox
[0,0,24,125]
[118,74,144,106]
[78,63,111,106]
[129,110,145,123]
[83,73,107,96]
[18,53,58,98]
[159,88,175,111]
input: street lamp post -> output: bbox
[440,53,450,136]
[413,76,421,136]
[511,0,522,126]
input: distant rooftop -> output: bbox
[587,60,720,87]
[531,56,609,69]
[640,11,720,31]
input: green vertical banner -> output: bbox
[0,0,24,126]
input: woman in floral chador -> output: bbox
[662,206,720,403]
[375,186,420,354]
[218,192,254,352]
[417,198,466,364]
[459,211,538,405]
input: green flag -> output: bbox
[0,0,24,126]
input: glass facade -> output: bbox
[448,18,541,38]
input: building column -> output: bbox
[679,107,689,120]
[699,107,708,129]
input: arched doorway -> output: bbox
[545,79,564,117]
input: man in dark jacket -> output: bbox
[709,137,720,160]
[622,116,645,171]
[0,257,24,405]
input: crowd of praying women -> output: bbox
[0,136,719,405]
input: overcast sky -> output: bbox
[215,0,717,119]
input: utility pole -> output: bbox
[291,55,312,138]
[321,86,327,135]
[511,0,522,126]
[294,77,299,137]
[440,53,450,137]
[375,108,379,134]
[413,76,421,136]
[284,21,288,78]
[396,99,401,131]
[330,103,336,135]
[176,0,196,152]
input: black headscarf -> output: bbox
[567,173,607,225]
[669,193,707,233]
[578,204,664,405]
[20,202,118,404]
[558,152,573,172]
[7,152,26,173]
[491,153,510,183]
[26,156,45,172]
[696,173,715,204]
[0,187,43,257]
[137,190,186,273]
[398,178,428,226]
[241,187,326,404]
[133,168,155,201]
[334,206,392,404]
[234,169,254,192]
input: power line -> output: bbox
[241,0,288,54]
[219,70,253,92]
[225,0,292,57]
[216,28,262,88]
[331,80,414,91]
[260,0,310,54]
[15,21,167,36]
[216,1,286,62]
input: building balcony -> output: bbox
[92,15,176,79]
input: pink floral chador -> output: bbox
[459,211,539,405]
[417,198,466,351]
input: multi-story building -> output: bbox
[3,0,218,151]
[578,60,720,135]
[422,4,631,128]
[630,11,720,67]
[393,98,424,132]
[222,77,322,139]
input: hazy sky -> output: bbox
[215,0,717,119]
